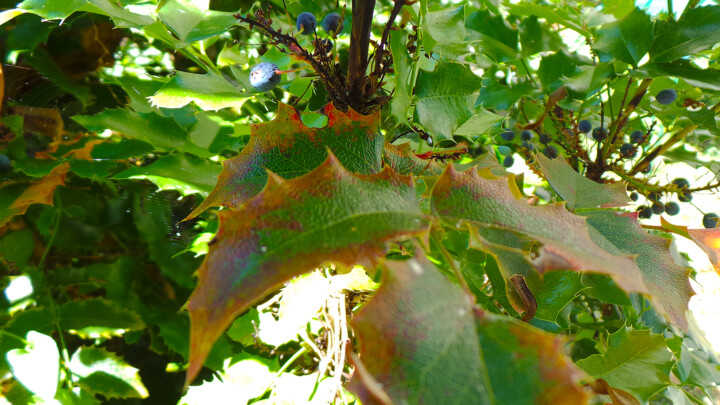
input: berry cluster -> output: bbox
[247,11,346,93]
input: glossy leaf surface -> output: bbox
[185,154,428,384]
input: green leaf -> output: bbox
[582,211,693,330]
[59,298,145,337]
[636,60,720,91]
[475,312,589,404]
[79,0,154,27]
[186,103,383,218]
[534,271,584,323]
[649,5,720,63]
[389,30,414,123]
[90,139,154,160]
[454,109,505,137]
[431,166,646,299]
[537,52,578,92]
[185,154,428,384]
[593,7,653,67]
[415,61,482,140]
[519,16,564,56]
[506,2,590,38]
[149,71,249,110]
[535,154,631,210]
[0,229,35,269]
[348,256,491,404]
[6,331,59,400]
[564,63,615,100]
[114,154,222,196]
[581,273,631,306]
[577,327,673,402]
[72,109,187,151]
[675,343,720,388]
[69,346,148,399]
[422,6,468,58]
[466,9,519,62]
[17,0,86,20]
[157,0,237,42]
[476,79,535,110]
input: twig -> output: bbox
[629,124,698,175]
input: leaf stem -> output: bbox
[39,197,62,269]
[520,58,538,88]
[0,329,28,344]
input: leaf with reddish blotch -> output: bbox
[430,165,646,298]
[0,162,70,227]
[186,103,383,219]
[383,142,444,176]
[348,255,588,405]
[582,211,693,330]
[660,217,720,273]
[349,256,490,404]
[475,311,590,404]
[536,154,631,210]
[185,154,428,385]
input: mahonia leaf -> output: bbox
[383,142,444,176]
[186,103,383,219]
[582,211,693,330]
[475,312,589,404]
[536,154,631,210]
[0,162,70,227]
[349,256,490,404]
[577,327,674,402]
[185,153,428,385]
[430,165,646,296]
[660,217,720,273]
[348,255,588,404]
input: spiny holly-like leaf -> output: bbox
[185,154,428,385]
[577,327,674,402]
[383,142,444,176]
[593,7,653,67]
[349,256,490,404]
[536,154,631,210]
[475,311,589,404]
[660,217,720,273]
[582,211,693,329]
[0,162,70,227]
[648,5,720,63]
[186,103,383,219]
[430,165,645,296]
[348,255,588,404]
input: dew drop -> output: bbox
[260,246,268,253]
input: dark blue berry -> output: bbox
[0,154,10,171]
[322,12,342,34]
[543,145,559,159]
[703,213,719,228]
[672,178,689,189]
[539,133,551,144]
[521,141,535,151]
[638,206,653,219]
[296,12,317,35]
[578,120,592,133]
[647,192,660,202]
[497,145,512,156]
[630,130,644,143]
[249,62,281,91]
[630,192,639,201]
[591,127,607,141]
[678,191,693,202]
[503,155,515,168]
[500,131,515,141]
[651,202,664,215]
[620,143,636,158]
[656,89,677,105]
[521,130,533,141]
[665,202,680,216]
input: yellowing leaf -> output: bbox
[1,162,70,227]
[661,217,720,273]
[185,154,428,385]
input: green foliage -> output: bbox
[1,0,720,404]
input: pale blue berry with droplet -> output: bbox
[249,62,281,92]
[296,12,317,35]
